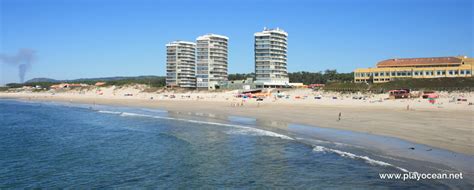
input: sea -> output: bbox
[0,99,472,189]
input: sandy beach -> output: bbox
[1,87,473,156]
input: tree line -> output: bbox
[229,70,353,84]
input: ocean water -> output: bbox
[0,99,469,189]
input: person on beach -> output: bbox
[338,112,341,121]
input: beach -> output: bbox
[7,99,467,188]
[1,88,473,156]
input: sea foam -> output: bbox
[98,110,294,140]
[313,145,409,172]
[98,110,122,115]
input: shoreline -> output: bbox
[3,95,474,178]
[3,98,474,188]
[1,91,473,157]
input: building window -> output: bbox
[454,70,459,75]
[460,70,465,75]
[467,70,471,75]
[374,72,379,77]
[449,70,453,75]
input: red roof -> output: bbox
[377,57,462,68]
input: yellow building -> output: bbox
[354,56,473,83]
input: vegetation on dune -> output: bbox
[323,82,369,92]
[6,76,166,89]
[228,73,255,81]
[324,77,474,92]
[289,70,353,84]
[6,82,57,89]
[228,70,353,84]
[99,77,165,88]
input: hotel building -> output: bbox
[254,28,289,88]
[354,56,473,83]
[196,34,229,90]
[166,41,196,88]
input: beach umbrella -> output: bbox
[428,97,436,104]
[427,94,438,99]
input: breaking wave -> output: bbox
[313,145,409,172]
[98,110,294,140]
[98,109,409,172]
[98,110,122,114]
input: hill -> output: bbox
[25,78,59,83]
[26,75,162,83]
[9,75,166,89]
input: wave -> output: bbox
[140,108,168,113]
[99,109,409,172]
[97,110,122,115]
[295,137,351,147]
[225,128,294,140]
[313,145,409,172]
[98,110,294,140]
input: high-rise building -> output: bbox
[254,27,289,88]
[166,41,196,88]
[196,34,229,90]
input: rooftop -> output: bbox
[376,56,464,68]
[166,41,196,46]
[255,27,288,36]
[196,34,229,40]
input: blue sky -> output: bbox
[1,0,472,84]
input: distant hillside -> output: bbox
[9,75,166,89]
[25,78,59,83]
[26,75,163,83]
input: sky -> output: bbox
[0,0,472,84]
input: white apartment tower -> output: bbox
[166,41,196,88]
[196,34,229,90]
[254,27,289,88]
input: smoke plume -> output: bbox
[0,49,37,83]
